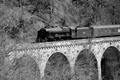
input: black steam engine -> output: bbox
[36,25,120,42]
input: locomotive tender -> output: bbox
[36,25,120,42]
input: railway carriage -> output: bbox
[92,25,120,37]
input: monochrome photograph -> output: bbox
[0,0,120,80]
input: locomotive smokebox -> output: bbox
[36,28,47,42]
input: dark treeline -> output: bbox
[1,0,120,28]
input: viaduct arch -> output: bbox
[74,49,98,80]
[4,54,40,80]
[101,46,120,80]
[44,52,71,80]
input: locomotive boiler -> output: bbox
[36,25,120,42]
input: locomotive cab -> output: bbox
[70,27,77,38]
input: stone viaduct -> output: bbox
[7,36,120,80]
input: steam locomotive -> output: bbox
[36,25,120,42]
